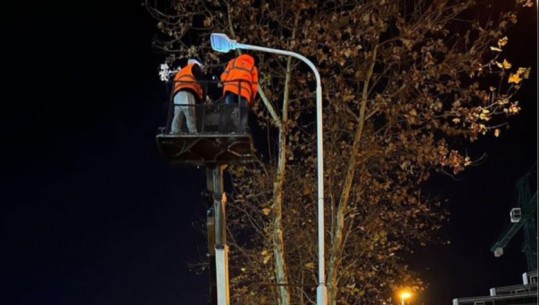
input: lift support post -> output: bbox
[206,165,230,305]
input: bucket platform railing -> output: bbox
[156,79,256,166]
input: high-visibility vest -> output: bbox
[221,54,258,106]
[173,64,203,101]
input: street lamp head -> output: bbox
[210,33,238,53]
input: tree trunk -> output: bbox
[271,44,297,304]
[272,125,290,305]
[327,43,379,305]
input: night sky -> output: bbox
[1,2,536,305]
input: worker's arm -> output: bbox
[220,60,232,82]
[251,67,259,100]
[191,64,206,99]
[192,64,203,82]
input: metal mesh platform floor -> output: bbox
[156,133,256,166]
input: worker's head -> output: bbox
[188,58,203,68]
[239,53,258,66]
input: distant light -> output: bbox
[401,292,412,300]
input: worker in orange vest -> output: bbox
[171,59,204,134]
[219,53,258,133]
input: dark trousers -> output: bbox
[220,93,249,133]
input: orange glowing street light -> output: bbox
[400,291,412,305]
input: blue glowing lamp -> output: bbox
[210,33,238,53]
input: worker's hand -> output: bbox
[205,96,212,104]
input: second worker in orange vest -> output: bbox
[171,59,204,134]
[219,53,258,133]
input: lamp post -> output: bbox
[400,291,412,305]
[210,33,327,305]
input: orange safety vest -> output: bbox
[173,64,203,101]
[220,54,258,106]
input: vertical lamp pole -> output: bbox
[210,33,327,305]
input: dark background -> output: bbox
[0,2,536,305]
